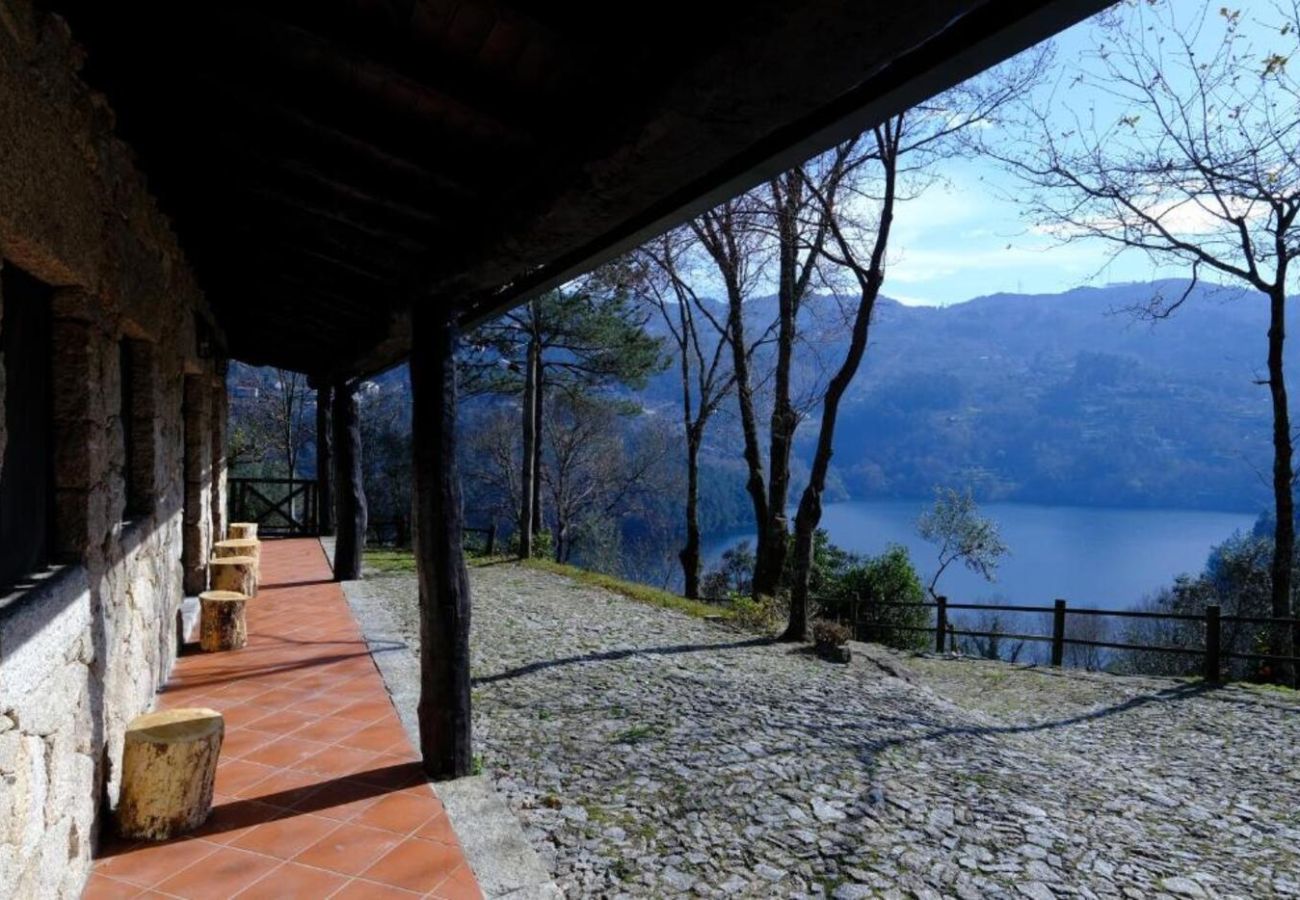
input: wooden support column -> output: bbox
[332,378,367,580]
[411,304,472,779]
[317,383,335,536]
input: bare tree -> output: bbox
[227,364,314,479]
[959,610,1028,663]
[784,58,1039,639]
[541,393,676,565]
[625,230,736,597]
[460,407,523,533]
[992,1,1300,679]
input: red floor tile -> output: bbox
[233,861,351,899]
[230,812,339,859]
[154,846,280,899]
[330,879,425,899]
[361,837,466,893]
[353,792,446,835]
[92,838,219,888]
[82,873,146,899]
[292,822,404,875]
[86,539,478,899]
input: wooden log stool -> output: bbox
[228,521,258,541]
[115,708,224,840]
[213,538,260,575]
[209,555,257,597]
[199,590,249,651]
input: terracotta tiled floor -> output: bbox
[85,539,481,900]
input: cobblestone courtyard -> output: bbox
[367,562,1300,899]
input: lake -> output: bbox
[702,500,1257,610]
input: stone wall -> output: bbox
[0,3,227,896]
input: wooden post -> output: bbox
[410,304,473,779]
[1051,599,1067,667]
[935,596,947,653]
[199,591,248,651]
[1204,603,1222,682]
[332,378,367,580]
[116,708,223,840]
[210,556,257,596]
[317,383,334,536]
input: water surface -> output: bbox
[703,500,1256,610]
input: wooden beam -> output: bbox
[192,78,481,202]
[331,379,367,580]
[316,384,334,537]
[410,302,472,779]
[224,184,431,253]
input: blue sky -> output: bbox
[885,3,1281,306]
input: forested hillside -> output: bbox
[640,280,1286,518]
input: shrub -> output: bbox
[812,619,851,648]
[730,593,785,634]
[701,541,756,599]
[852,541,935,652]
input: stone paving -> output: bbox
[366,561,1300,899]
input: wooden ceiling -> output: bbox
[45,0,1105,377]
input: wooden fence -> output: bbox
[228,478,320,535]
[367,519,497,556]
[872,597,1300,682]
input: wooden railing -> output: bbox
[870,597,1300,682]
[228,478,319,536]
[367,519,497,555]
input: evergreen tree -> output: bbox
[462,284,666,555]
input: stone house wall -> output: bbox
[0,4,227,897]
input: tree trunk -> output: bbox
[1266,286,1296,684]
[519,335,539,558]
[722,277,771,594]
[532,361,545,536]
[317,383,334,536]
[411,304,473,780]
[786,132,894,641]
[199,591,248,651]
[115,709,223,840]
[213,538,260,572]
[760,210,800,599]
[227,522,257,541]
[332,379,367,580]
[209,556,257,596]
[680,430,703,598]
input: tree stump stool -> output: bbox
[115,708,224,840]
[228,522,258,541]
[199,591,249,651]
[209,555,257,596]
[213,538,260,575]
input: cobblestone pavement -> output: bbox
[366,562,1300,899]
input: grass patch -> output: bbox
[364,549,731,622]
[364,549,417,575]
[612,723,659,744]
[522,558,730,621]
[364,548,510,574]
[1241,680,1300,698]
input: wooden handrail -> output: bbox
[861,597,1300,680]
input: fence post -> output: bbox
[1051,599,1066,667]
[486,523,497,556]
[1204,604,1221,682]
[935,596,948,653]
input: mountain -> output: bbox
[641,280,1291,516]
